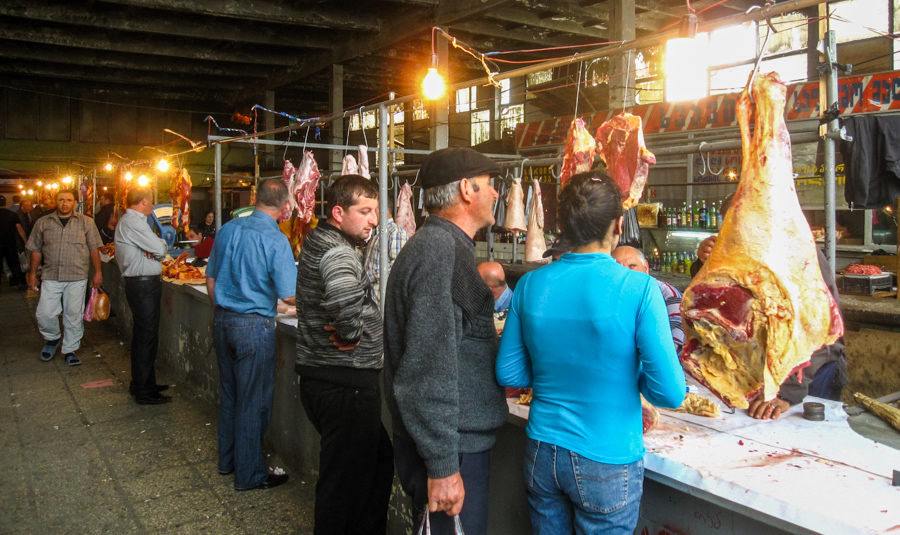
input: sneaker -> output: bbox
[64,353,82,366]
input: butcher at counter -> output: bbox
[496,172,685,534]
[691,196,849,418]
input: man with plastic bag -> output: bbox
[384,148,509,534]
[115,187,170,405]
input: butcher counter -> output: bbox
[99,260,900,535]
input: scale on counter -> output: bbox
[149,203,194,257]
[840,273,893,295]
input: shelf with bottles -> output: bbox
[652,198,725,232]
[648,249,698,275]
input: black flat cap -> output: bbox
[420,147,502,190]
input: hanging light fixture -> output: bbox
[105,163,113,171]
[138,175,149,186]
[36,180,43,186]
[422,27,445,100]
[124,171,133,181]
[61,176,72,184]
[157,159,169,172]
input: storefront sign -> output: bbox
[516,70,900,149]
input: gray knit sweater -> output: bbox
[384,215,508,479]
[295,222,384,388]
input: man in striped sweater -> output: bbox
[295,175,392,535]
[612,245,685,354]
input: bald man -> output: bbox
[477,261,512,313]
[611,246,684,353]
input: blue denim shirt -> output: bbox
[206,210,297,317]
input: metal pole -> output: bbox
[823,30,838,271]
[378,104,390,311]
[214,142,222,230]
[488,177,495,262]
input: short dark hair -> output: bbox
[557,172,623,247]
[0,195,6,207]
[326,175,378,218]
[12,195,20,203]
[256,178,288,209]
[102,192,115,203]
[56,189,77,200]
[126,187,153,206]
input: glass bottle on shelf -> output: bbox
[657,204,665,228]
[685,253,693,274]
[708,202,717,231]
[716,200,724,229]
[670,252,678,273]
[700,200,708,229]
[676,252,684,273]
[692,202,700,229]
[680,203,687,228]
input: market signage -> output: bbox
[516,70,900,149]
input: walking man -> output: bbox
[115,187,171,405]
[206,179,296,491]
[0,195,26,289]
[296,175,393,534]
[26,189,103,365]
[384,148,509,534]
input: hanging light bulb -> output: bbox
[102,186,108,191]
[124,172,133,181]
[51,183,58,190]
[37,180,43,186]
[157,159,169,172]
[18,184,24,189]
[105,163,113,171]
[422,55,445,100]
[27,189,34,195]
[138,175,149,186]
[62,176,72,184]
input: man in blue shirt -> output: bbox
[477,261,511,313]
[205,179,297,491]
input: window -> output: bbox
[760,13,808,54]
[665,34,710,102]
[349,110,377,131]
[411,99,428,121]
[759,54,808,84]
[526,69,553,87]
[455,86,477,113]
[829,0,888,43]
[500,105,524,135]
[709,24,756,66]
[500,79,511,105]
[709,64,753,95]
[471,110,490,146]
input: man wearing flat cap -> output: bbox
[384,147,508,534]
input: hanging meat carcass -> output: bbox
[291,150,322,249]
[680,72,844,409]
[342,154,358,176]
[595,113,656,210]
[357,145,371,179]
[560,118,596,186]
[82,180,94,217]
[504,178,527,237]
[524,179,547,263]
[396,182,416,237]
[280,160,297,223]
[168,169,192,232]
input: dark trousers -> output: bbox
[393,433,491,535]
[213,308,277,489]
[299,377,394,535]
[124,277,161,398]
[0,241,24,287]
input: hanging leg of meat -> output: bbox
[560,118,596,186]
[680,72,844,409]
[292,150,322,248]
[178,169,192,231]
[396,182,416,237]
[357,145,371,179]
[342,154,358,176]
[504,178,527,237]
[595,113,656,210]
[281,160,297,223]
[524,179,547,263]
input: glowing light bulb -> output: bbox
[102,186,108,191]
[37,181,43,186]
[51,183,58,190]
[124,172,133,181]
[105,163,113,171]
[422,68,445,100]
[62,176,72,184]
[18,184,24,189]
[44,183,52,189]
[157,159,169,172]
[27,189,33,195]
[138,175,149,186]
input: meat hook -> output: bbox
[519,158,530,180]
[699,142,724,176]
[410,168,420,187]
[360,106,368,148]
[549,165,562,182]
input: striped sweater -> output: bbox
[295,222,384,387]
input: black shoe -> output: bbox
[235,473,289,491]
[219,469,234,476]
[130,384,170,397]
[135,392,172,405]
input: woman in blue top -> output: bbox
[496,172,686,534]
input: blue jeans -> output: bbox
[213,307,277,489]
[523,439,643,535]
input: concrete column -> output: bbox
[330,64,344,173]
[608,0,636,110]
[430,28,449,150]
[491,84,501,141]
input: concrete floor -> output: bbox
[0,286,316,534]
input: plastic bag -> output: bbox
[84,287,97,322]
[416,511,465,535]
[620,206,643,249]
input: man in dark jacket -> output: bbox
[94,192,117,244]
[295,175,391,535]
[0,195,26,288]
[384,148,508,535]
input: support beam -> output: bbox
[487,7,609,39]
[0,1,335,50]
[608,0,636,110]
[451,19,598,48]
[0,20,301,66]
[2,75,238,103]
[99,0,381,31]
[330,64,344,173]
[0,60,251,89]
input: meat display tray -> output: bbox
[840,273,893,295]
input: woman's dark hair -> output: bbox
[557,171,623,247]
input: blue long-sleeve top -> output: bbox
[496,252,686,464]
